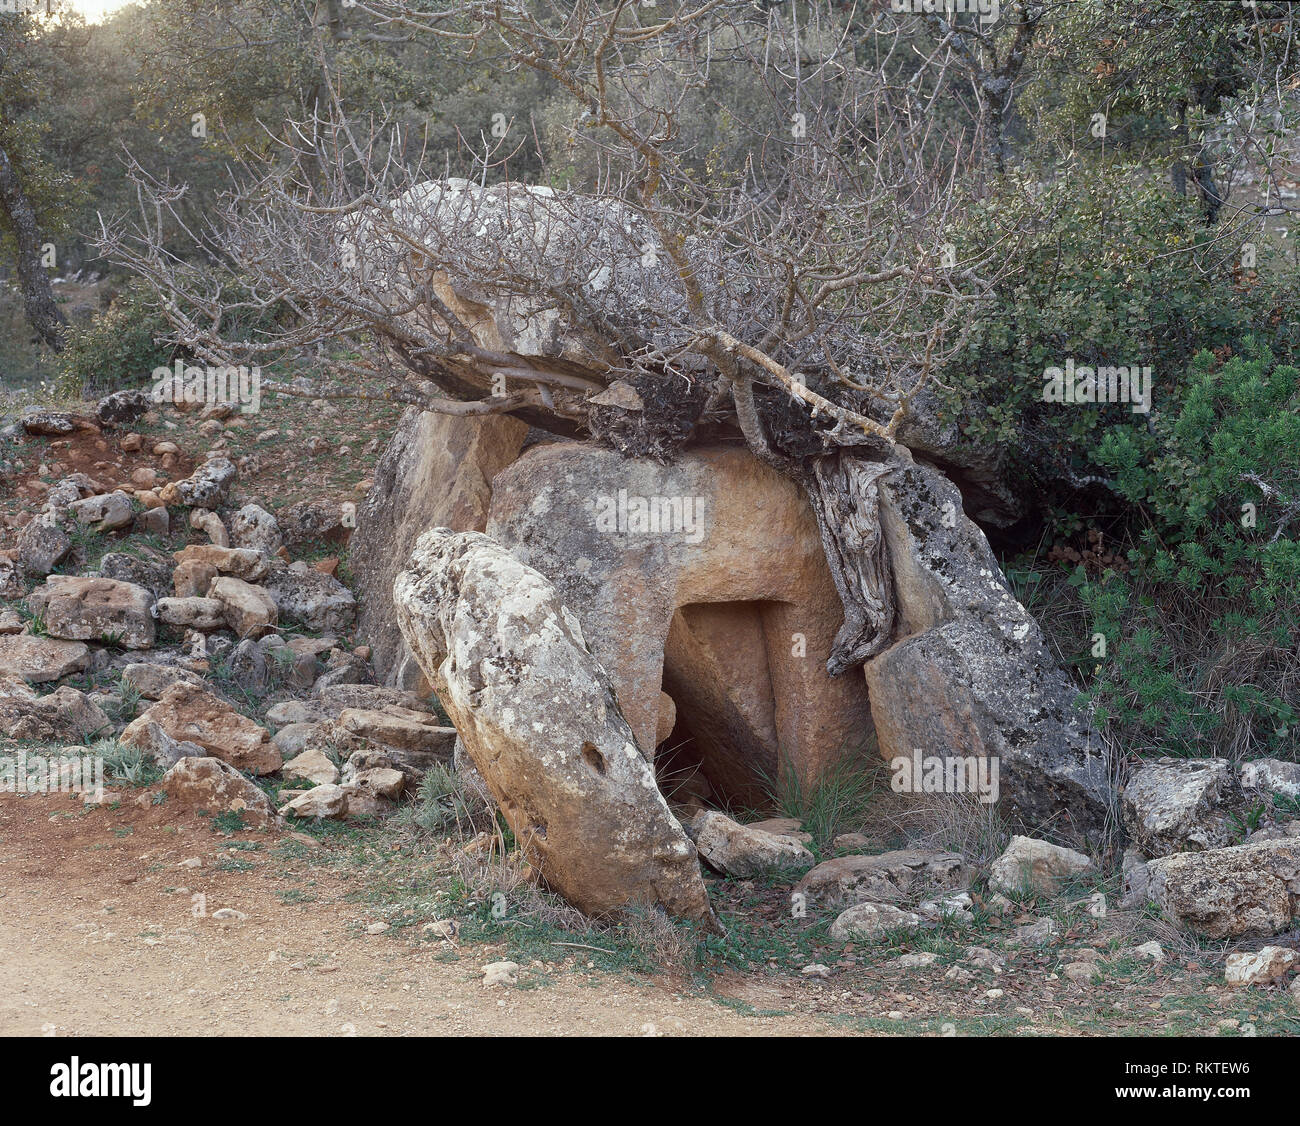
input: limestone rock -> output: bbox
[160,756,280,828]
[1241,758,1300,801]
[98,553,173,600]
[121,663,204,700]
[154,596,226,631]
[486,442,874,806]
[15,517,71,575]
[28,575,155,650]
[280,783,348,820]
[206,576,277,639]
[69,491,134,533]
[158,457,236,508]
[829,902,923,942]
[795,849,968,905]
[282,748,339,786]
[120,718,204,769]
[1137,838,1300,939]
[0,635,90,683]
[989,835,1093,896]
[688,810,815,877]
[352,408,527,688]
[122,681,281,775]
[173,544,270,583]
[96,389,150,426]
[329,707,455,758]
[393,526,714,924]
[264,567,355,633]
[1224,946,1297,987]
[229,504,283,555]
[1121,758,1237,857]
[0,679,110,743]
[863,460,1111,846]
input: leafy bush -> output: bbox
[55,280,175,397]
[1069,342,1299,758]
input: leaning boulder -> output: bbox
[862,459,1111,845]
[27,575,155,649]
[394,527,715,925]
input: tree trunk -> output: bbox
[0,144,65,351]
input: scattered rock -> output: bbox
[1062,961,1100,985]
[1122,758,1238,857]
[0,680,110,742]
[481,961,520,988]
[1241,758,1300,800]
[0,635,90,683]
[829,902,923,942]
[280,784,348,819]
[207,576,277,638]
[159,756,281,827]
[154,596,226,631]
[27,575,156,650]
[121,663,204,700]
[989,835,1092,896]
[264,567,356,633]
[68,491,134,533]
[1224,946,1297,987]
[121,719,204,769]
[15,517,72,576]
[688,810,815,877]
[283,748,339,786]
[158,457,237,508]
[795,849,968,905]
[173,544,270,582]
[229,504,283,555]
[122,681,281,775]
[1133,940,1165,963]
[96,389,150,426]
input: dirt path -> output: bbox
[0,791,840,1037]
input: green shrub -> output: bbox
[55,280,175,397]
[1070,342,1299,757]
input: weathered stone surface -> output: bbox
[863,459,1111,846]
[486,442,874,804]
[15,517,71,576]
[160,756,280,828]
[1224,946,1297,987]
[21,408,78,436]
[1241,758,1300,800]
[206,576,277,639]
[122,682,281,775]
[173,544,269,583]
[279,783,348,820]
[282,748,339,786]
[229,504,283,555]
[28,575,155,649]
[688,810,815,877]
[0,679,110,743]
[120,718,204,768]
[1134,838,1300,939]
[829,902,923,942]
[1122,758,1237,857]
[795,849,968,905]
[120,663,204,700]
[0,635,90,683]
[277,500,350,547]
[264,567,355,632]
[96,389,150,426]
[329,707,455,758]
[353,408,528,688]
[272,722,320,757]
[394,526,714,924]
[98,553,173,600]
[154,596,226,631]
[158,456,236,508]
[69,491,134,533]
[989,835,1093,896]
